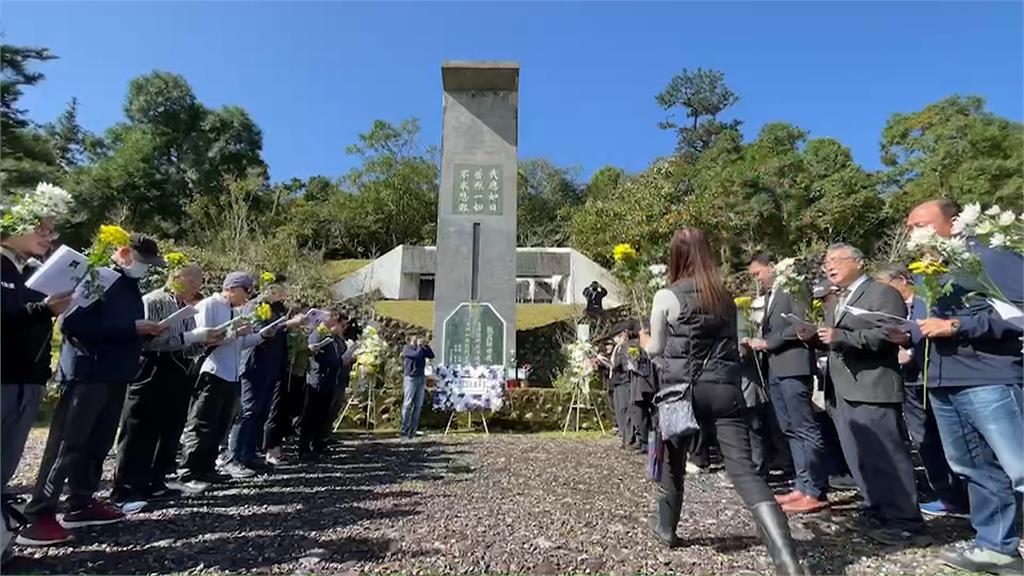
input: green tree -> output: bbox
[656,68,742,159]
[881,95,1023,212]
[517,158,581,247]
[43,97,99,170]
[0,44,61,190]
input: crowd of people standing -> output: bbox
[598,199,1022,576]
[0,188,381,559]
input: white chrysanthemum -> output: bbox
[952,203,981,235]
[990,233,1007,248]
[998,211,1017,227]
[906,226,938,251]
[976,221,995,235]
[985,205,1002,217]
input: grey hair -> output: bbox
[875,264,912,284]
[826,243,864,263]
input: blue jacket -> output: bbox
[918,242,1023,388]
[307,337,342,390]
[402,344,434,377]
[243,311,290,388]
[59,270,145,384]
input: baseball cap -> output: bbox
[223,272,255,292]
[129,233,166,267]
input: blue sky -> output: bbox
[3,2,1022,184]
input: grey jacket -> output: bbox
[761,289,816,379]
[815,279,907,404]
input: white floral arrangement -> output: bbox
[772,257,804,295]
[433,364,505,413]
[565,339,597,395]
[952,203,1024,253]
[353,325,386,380]
[1,182,72,237]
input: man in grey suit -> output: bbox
[798,243,927,546]
[744,253,828,514]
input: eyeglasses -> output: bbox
[821,256,858,270]
[35,227,59,240]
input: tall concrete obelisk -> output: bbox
[434,61,519,368]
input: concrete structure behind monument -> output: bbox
[433,61,519,367]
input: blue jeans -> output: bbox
[930,385,1024,555]
[401,375,426,437]
[768,375,828,499]
[228,373,274,464]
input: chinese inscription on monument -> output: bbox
[443,303,506,366]
[452,164,503,216]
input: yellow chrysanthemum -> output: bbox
[908,260,948,276]
[612,243,638,263]
[734,296,753,310]
[316,323,331,337]
[254,302,272,322]
[165,252,188,268]
[260,271,276,285]
[97,224,130,248]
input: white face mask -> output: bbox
[123,260,151,279]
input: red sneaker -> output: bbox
[59,499,125,528]
[15,514,74,546]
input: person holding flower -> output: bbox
[902,200,1023,575]
[110,261,223,505]
[178,272,266,490]
[20,231,168,546]
[299,311,347,457]
[226,274,303,477]
[264,301,312,466]
[743,253,829,515]
[1,183,73,553]
[401,334,435,439]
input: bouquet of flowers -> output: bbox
[78,224,131,301]
[611,243,665,317]
[735,296,758,339]
[565,339,597,395]
[353,325,386,380]
[164,251,189,293]
[773,255,822,322]
[953,203,1024,254]
[905,226,973,403]
[0,182,72,237]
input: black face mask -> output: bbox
[270,301,287,316]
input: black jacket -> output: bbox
[760,289,816,378]
[1,253,56,385]
[59,270,145,383]
[657,279,740,387]
[307,337,342,390]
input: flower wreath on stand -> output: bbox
[432,364,506,413]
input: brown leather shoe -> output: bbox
[782,494,830,515]
[774,490,804,505]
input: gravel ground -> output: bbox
[5,428,980,575]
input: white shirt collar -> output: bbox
[843,274,868,297]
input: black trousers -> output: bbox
[112,355,194,494]
[662,381,774,509]
[264,372,307,450]
[628,399,652,449]
[180,373,239,477]
[831,394,924,531]
[299,383,334,452]
[26,381,127,518]
[903,385,969,509]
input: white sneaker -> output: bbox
[265,448,282,466]
[685,461,706,475]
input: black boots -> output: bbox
[751,501,809,575]
[647,486,682,547]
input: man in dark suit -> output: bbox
[744,253,828,514]
[798,243,926,547]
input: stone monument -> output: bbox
[434,61,519,368]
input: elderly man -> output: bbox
[904,199,1023,575]
[110,263,222,505]
[798,243,926,547]
[873,264,969,519]
[19,234,167,546]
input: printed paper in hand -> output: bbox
[310,337,333,351]
[302,308,329,327]
[25,245,90,296]
[258,315,289,338]
[989,299,1024,330]
[781,313,819,338]
[844,305,922,339]
[70,267,121,310]
[159,305,198,328]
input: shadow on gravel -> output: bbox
[8,435,461,575]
